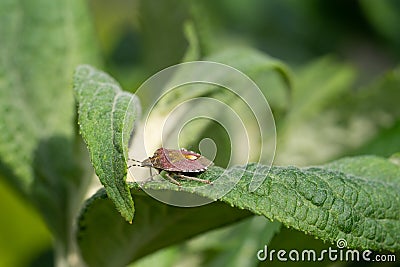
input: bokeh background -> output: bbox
[90,0,399,91]
[1,0,399,266]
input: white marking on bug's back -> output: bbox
[185,154,199,160]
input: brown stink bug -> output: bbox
[128,148,213,186]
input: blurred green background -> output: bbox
[90,0,400,91]
[1,0,400,266]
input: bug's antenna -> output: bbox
[129,158,142,163]
[127,158,144,169]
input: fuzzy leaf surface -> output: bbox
[78,155,400,267]
[74,65,140,222]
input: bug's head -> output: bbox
[141,158,153,168]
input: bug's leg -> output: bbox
[164,172,181,186]
[146,168,156,182]
[176,174,211,184]
[137,169,158,186]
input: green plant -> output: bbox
[1,1,399,267]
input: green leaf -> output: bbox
[0,177,51,267]
[130,217,281,267]
[324,155,400,184]
[276,59,400,166]
[0,0,98,246]
[267,226,334,267]
[353,120,400,157]
[182,20,201,62]
[287,56,356,124]
[139,0,190,72]
[360,0,400,46]
[205,47,292,117]
[78,155,400,267]
[180,217,282,267]
[0,0,98,191]
[345,67,400,157]
[74,65,141,222]
[78,187,252,267]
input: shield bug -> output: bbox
[129,148,213,186]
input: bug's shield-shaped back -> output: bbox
[152,148,213,172]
